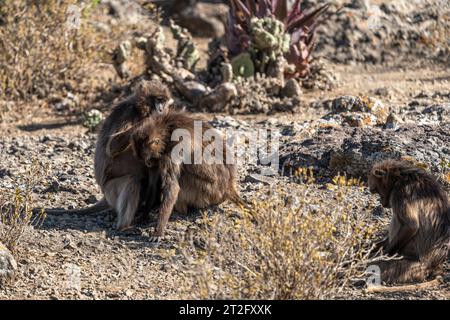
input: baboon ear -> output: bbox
[373,168,386,178]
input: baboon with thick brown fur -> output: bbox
[368,159,450,284]
[130,110,243,241]
[42,80,173,231]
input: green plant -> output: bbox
[227,0,330,78]
[169,20,200,71]
[0,160,47,252]
[82,108,104,131]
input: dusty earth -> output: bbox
[0,0,449,299]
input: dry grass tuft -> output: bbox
[0,160,48,252]
[169,173,384,299]
[0,0,99,100]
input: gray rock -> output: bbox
[244,173,277,185]
[174,3,228,38]
[0,241,17,284]
[199,83,237,112]
[103,0,144,25]
[281,79,302,98]
[280,123,450,179]
[384,113,401,130]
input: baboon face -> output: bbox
[132,120,168,167]
[368,164,401,208]
[143,133,166,161]
[148,94,173,114]
[368,174,391,208]
[136,80,173,115]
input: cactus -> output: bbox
[82,109,104,131]
[226,0,330,78]
[170,20,200,71]
[249,17,291,74]
[231,52,255,78]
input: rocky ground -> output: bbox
[0,0,449,299]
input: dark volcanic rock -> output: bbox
[315,0,450,65]
[280,123,450,179]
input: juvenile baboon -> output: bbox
[42,80,173,231]
[368,159,450,284]
[130,110,244,241]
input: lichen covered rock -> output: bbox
[317,95,389,127]
[280,123,450,180]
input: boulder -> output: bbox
[280,123,450,180]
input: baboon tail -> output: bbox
[34,199,111,215]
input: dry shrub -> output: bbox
[171,173,383,299]
[0,0,98,100]
[0,160,47,252]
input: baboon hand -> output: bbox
[149,232,162,243]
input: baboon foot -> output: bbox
[149,234,162,243]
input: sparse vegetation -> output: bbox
[0,0,99,100]
[0,160,47,252]
[170,173,384,299]
[82,108,104,131]
[0,0,448,300]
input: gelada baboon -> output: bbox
[368,159,450,284]
[42,80,173,231]
[130,110,244,241]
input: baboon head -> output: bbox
[131,118,169,167]
[135,79,173,116]
[368,160,403,208]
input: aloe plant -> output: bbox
[226,0,330,78]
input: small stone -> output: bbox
[373,87,390,97]
[244,174,277,185]
[125,289,133,297]
[281,79,302,98]
[0,241,17,284]
[198,83,237,112]
[330,95,388,124]
[384,113,401,130]
[86,195,98,205]
[342,112,377,127]
[175,2,228,38]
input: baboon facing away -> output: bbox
[130,110,244,241]
[368,159,450,284]
[41,80,173,231]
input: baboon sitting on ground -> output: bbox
[130,110,244,241]
[368,159,450,284]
